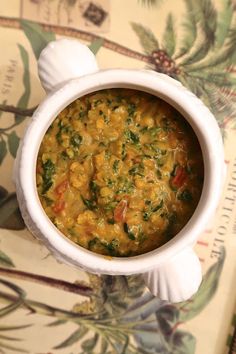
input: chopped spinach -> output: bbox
[113,160,120,173]
[125,130,140,145]
[127,103,136,117]
[41,159,55,194]
[103,201,118,211]
[121,143,126,161]
[56,120,71,144]
[61,151,68,160]
[129,163,144,177]
[42,195,53,206]
[105,239,119,254]
[70,133,82,148]
[116,178,134,195]
[178,189,193,202]
[143,200,163,221]
[123,223,136,240]
[81,195,97,210]
[107,179,115,188]
[88,237,119,256]
[79,111,86,119]
[156,169,162,179]
[89,181,98,193]
[93,99,102,107]
[107,218,115,224]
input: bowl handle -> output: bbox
[38,39,99,93]
[143,247,202,303]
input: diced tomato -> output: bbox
[55,179,68,195]
[171,166,187,188]
[53,200,65,214]
[114,199,128,222]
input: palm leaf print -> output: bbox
[131,23,159,54]
[131,0,236,137]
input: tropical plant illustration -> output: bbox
[131,0,236,138]
[0,247,225,353]
[0,1,232,352]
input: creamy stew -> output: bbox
[36,89,204,257]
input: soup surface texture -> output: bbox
[36,89,204,257]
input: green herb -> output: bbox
[127,103,136,117]
[88,237,119,255]
[140,126,162,136]
[89,181,98,193]
[61,151,68,160]
[70,133,82,148]
[143,200,163,221]
[123,222,136,240]
[129,163,144,176]
[107,218,115,224]
[178,189,193,202]
[41,159,55,194]
[103,201,117,211]
[88,237,99,250]
[156,169,162,179]
[138,230,147,243]
[125,130,140,144]
[107,179,114,188]
[79,111,86,119]
[105,150,111,160]
[42,196,53,206]
[56,120,71,144]
[126,117,133,125]
[105,239,119,254]
[81,195,97,210]
[121,143,126,161]
[140,126,149,133]
[149,127,162,137]
[113,160,120,173]
[93,99,102,107]
[116,178,134,195]
[152,199,164,212]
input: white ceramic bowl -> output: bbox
[14,39,225,302]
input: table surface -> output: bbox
[0,1,236,353]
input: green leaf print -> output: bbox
[14,45,31,125]
[0,250,15,268]
[215,0,234,48]
[171,330,196,354]
[81,333,99,351]
[177,247,225,322]
[138,0,163,6]
[130,23,159,54]
[89,38,104,55]
[8,131,20,158]
[20,20,56,59]
[54,326,88,349]
[0,140,7,164]
[131,0,236,136]
[162,13,176,57]
[0,193,25,230]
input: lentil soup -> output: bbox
[36,89,204,257]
